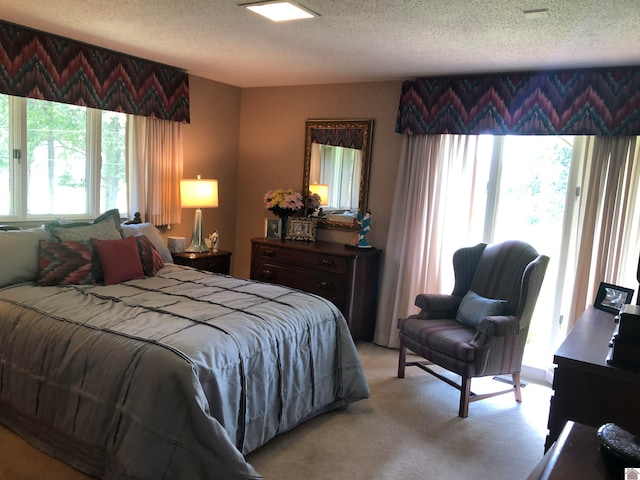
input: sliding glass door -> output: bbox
[485,136,573,375]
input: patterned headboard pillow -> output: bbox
[0,226,53,287]
[46,209,123,242]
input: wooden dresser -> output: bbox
[545,306,640,451]
[250,238,381,340]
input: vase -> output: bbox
[280,216,289,240]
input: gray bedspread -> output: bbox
[0,264,370,479]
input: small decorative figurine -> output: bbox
[124,212,142,225]
[208,230,219,252]
[357,210,372,248]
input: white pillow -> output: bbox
[121,223,173,264]
[0,226,53,287]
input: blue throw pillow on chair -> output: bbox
[456,290,507,328]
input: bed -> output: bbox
[0,213,370,479]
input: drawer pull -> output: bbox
[263,248,276,257]
[321,259,335,267]
[318,280,334,290]
[263,269,275,280]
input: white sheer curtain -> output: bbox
[310,143,362,210]
[374,135,484,347]
[374,133,640,349]
[126,115,183,226]
[561,136,640,330]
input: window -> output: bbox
[483,136,573,371]
[0,94,127,220]
[0,95,10,216]
[439,135,639,376]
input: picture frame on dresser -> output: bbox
[285,218,316,242]
[264,218,282,239]
[594,281,634,314]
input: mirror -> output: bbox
[302,119,374,231]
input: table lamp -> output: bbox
[180,175,219,252]
[309,183,329,206]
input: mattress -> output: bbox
[0,264,370,479]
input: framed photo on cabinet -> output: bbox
[594,282,634,314]
[264,218,282,239]
[286,218,316,242]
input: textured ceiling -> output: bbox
[1,0,639,88]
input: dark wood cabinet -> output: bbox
[545,306,640,451]
[171,250,232,275]
[250,238,381,340]
[529,421,618,480]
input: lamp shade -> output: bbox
[180,177,219,208]
[309,183,329,206]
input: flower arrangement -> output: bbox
[263,188,304,217]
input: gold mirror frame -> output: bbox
[302,119,374,231]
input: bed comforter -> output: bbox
[0,264,370,479]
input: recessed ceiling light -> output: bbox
[244,1,316,22]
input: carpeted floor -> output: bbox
[0,342,551,479]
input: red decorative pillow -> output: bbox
[91,236,145,285]
[38,240,95,286]
[134,234,164,277]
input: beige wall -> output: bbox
[168,75,241,269]
[176,77,404,278]
[233,81,404,278]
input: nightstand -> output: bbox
[171,250,232,275]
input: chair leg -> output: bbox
[513,373,522,402]
[397,343,407,378]
[459,376,471,418]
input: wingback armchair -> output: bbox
[397,240,549,417]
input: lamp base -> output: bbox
[184,208,210,253]
[184,242,210,253]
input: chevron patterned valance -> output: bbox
[396,67,640,135]
[311,127,364,149]
[0,21,189,123]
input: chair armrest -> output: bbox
[476,315,520,336]
[414,294,462,319]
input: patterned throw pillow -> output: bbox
[46,209,124,282]
[91,236,145,285]
[134,234,164,277]
[38,240,95,286]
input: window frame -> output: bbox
[1,94,125,222]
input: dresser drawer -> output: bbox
[253,262,345,309]
[253,243,347,274]
[250,238,381,340]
